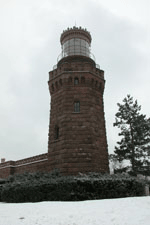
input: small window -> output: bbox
[55,126,59,139]
[59,79,62,86]
[95,81,98,87]
[74,77,79,85]
[55,81,58,89]
[99,83,102,90]
[74,101,80,112]
[51,84,54,92]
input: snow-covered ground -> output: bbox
[0,197,150,225]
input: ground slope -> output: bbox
[0,197,150,225]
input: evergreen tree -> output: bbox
[114,95,150,173]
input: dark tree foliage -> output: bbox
[114,95,150,173]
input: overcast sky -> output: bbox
[0,0,150,161]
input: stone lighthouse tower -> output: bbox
[48,27,109,175]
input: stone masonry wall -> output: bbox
[48,56,109,175]
[0,153,49,179]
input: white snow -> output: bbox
[0,197,150,225]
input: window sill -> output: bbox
[72,112,81,114]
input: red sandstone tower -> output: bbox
[48,27,109,175]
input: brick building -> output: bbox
[0,27,109,178]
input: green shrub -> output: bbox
[1,172,145,203]
[0,186,3,201]
[0,179,6,202]
[0,179,6,184]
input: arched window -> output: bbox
[74,101,80,112]
[51,84,54,92]
[59,79,62,86]
[74,77,79,85]
[55,81,58,89]
[99,83,102,90]
[55,125,59,140]
[95,80,98,87]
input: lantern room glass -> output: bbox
[62,38,90,57]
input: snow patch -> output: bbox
[0,197,150,225]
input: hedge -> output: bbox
[0,172,145,203]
